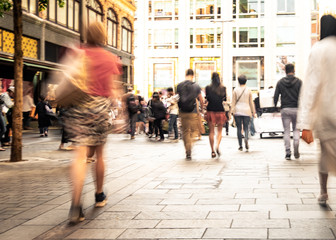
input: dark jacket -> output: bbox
[151,99,166,120]
[35,101,52,128]
[274,75,302,109]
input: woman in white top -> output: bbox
[231,75,255,151]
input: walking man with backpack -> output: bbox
[177,69,204,160]
[123,87,139,140]
[274,63,302,160]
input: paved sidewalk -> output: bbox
[0,130,335,240]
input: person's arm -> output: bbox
[273,82,280,108]
[297,44,323,143]
[3,94,13,109]
[198,93,204,113]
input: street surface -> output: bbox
[0,129,335,240]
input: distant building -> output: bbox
[135,0,317,99]
[0,0,136,97]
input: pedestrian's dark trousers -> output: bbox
[225,111,229,134]
[129,113,137,137]
[154,119,164,140]
[23,111,31,128]
[234,115,250,147]
[2,110,12,143]
[61,128,69,144]
[168,114,178,139]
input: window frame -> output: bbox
[107,8,118,48]
[190,0,221,20]
[233,0,265,19]
[86,0,103,25]
[148,0,179,21]
[277,0,295,15]
[232,26,265,48]
[46,0,80,32]
[121,18,133,53]
[22,0,38,14]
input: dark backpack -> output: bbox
[177,81,196,112]
[127,95,138,114]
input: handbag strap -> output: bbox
[236,87,246,104]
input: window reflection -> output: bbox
[86,0,103,25]
[190,0,221,20]
[233,26,264,48]
[233,0,264,18]
[277,0,295,15]
[122,18,133,53]
[107,9,118,48]
[148,0,179,21]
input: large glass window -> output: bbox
[190,28,222,48]
[148,28,178,49]
[233,26,264,48]
[46,0,80,32]
[148,0,179,21]
[276,26,295,47]
[22,0,37,14]
[277,0,295,15]
[153,63,174,90]
[233,0,264,18]
[190,0,221,20]
[107,9,118,48]
[86,0,103,25]
[122,18,133,53]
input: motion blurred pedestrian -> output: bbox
[177,69,204,160]
[35,96,52,137]
[297,15,336,206]
[58,22,122,224]
[151,92,166,141]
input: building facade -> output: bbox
[134,0,318,99]
[0,0,136,97]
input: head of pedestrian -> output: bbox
[86,21,106,47]
[7,86,14,98]
[285,63,295,76]
[211,72,220,86]
[167,87,174,96]
[152,91,159,101]
[127,87,133,93]
[320,14,336,40]
[238,75,247,86]
[185,69,194,81]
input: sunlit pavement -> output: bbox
[0,129,336,240]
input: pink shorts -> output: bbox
[206,111,227,125]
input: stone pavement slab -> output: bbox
[0,132,335,240]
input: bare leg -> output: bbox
[71,146,88,206]
[208,122,215,156]
[95,144,105,193]
[87,146,95,158]
[216,124,224,152]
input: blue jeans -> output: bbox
[168,114,178,139]
[250,117,255,136]
[281,108,299,155]
[234,115,250,147]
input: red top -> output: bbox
[84,47,122,98]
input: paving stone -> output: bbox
[270,210,336,219]
[0,225,53,240]
[118,228,205,239]
[163,204,239,212]
[0,219,26,234]
[156,219,232,228]
[10,204,58,220]
[196,198,255,205]
[108,204,164,212]
[287,204,333,211]
[231,219,289,228]
[269,227,335,239]
[23,209,69,225]
[135,211,208,220]
[207,211,268,220]
[203,228,267,239]
[159,198,198,205]
[83,219,159,229]
[239,204,287,212]
[66,229,125,239]
[95,212,140,220]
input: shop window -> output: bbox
[122,18,133,53]
[276,26,295,47]
[190,0,221,20]
[233,26,264,48]
[195,62,215,88]
[233,0,264,19]
[277,0,295,15]
[107,8,118,48]
[153,63,174,90]
[46,0,80,32]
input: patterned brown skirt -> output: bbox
[63,96,112,146]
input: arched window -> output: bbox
[46,0,80,32]
[121,18,132,53]
[107,9,118,48]
[86,0,103,25]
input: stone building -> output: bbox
[0,0,136,98]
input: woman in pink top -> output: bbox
[61,22,122,224]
